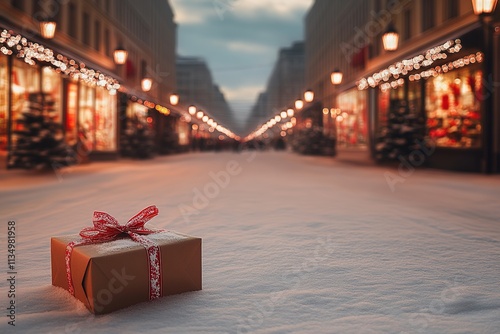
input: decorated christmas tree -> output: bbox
[120,117,156,159]
[8,92,76,170]
[374,100,425,162]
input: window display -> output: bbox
[425,65,482,148]
[336,88,368,149]
[0,55,8,151]
[42,66,62,122]
[79,84,95,151]
[95,87,117,151]
[11,59,40,129]
[65,82,78,146]
[177,120,190,146]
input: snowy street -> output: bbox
[1,151,500,333]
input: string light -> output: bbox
[380,52,483,92]
[357,39,463,90]
[0,29,120,92]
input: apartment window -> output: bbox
[32,0,42,16]
[11,0,25,11]
[104,28,110,56]
[94,20,101,51]
[68,3,77,38]
[82,12,90,46]
[422,0,435,31]
[445,0,459,20]
[403,8,412,41]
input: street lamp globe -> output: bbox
[295,98,304,110]
[382,24,399,51]
[40,20,56,39]
[141,78,153,92]
[196,111,204,119]
[287,108,295,117]
[169,93,179,106]
[304,89,314,102]
[113,46,128,65]
[331,69,343,85]
[188,105,197,115]
[471,0,498,15]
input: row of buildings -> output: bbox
[248,0,500,173]
[0,0,236,170]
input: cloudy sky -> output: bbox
[169,0,314,126]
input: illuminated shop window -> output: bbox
[0,55,8,151]
[79,83,95,151]
[336,88,368,149]
[65,82,78,146]
[42,66,62,123]
[425,65,482,148]
[95,86,116,151]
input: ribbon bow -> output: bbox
[80,205,159,242]
[65,206,163,301]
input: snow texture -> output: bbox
[1,151,500,333]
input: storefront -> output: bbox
[79,83,118,159]
[360,27,493,172]
[0,26,121,168]
[336,88,369,150]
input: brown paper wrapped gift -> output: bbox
[51,231,202,314]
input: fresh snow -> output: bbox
[1,151,500,333]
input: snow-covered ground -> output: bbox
[1,151,500,334]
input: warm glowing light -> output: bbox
[141,78,153,92]
[382,24,399,51]
[295,99,304,110]
[192,124,199,130]
[169,93,179,106]
[196,111,204,119]
[202,115,209,122]
[280,131,287,137]
[331,69,343,85]
[113,46,128,64]
[274,115,281,122]
[471,0,498,15]
[188,105,197,115]
[40,21,56,39]
[281,111,287,119]
[323,108,329,115]
[304,89,314,102]
[287,109,294,117]
[146,117,153,124]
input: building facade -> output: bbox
[266,41,305,118]
[176,56,234,130]
[0,0,184,169]
[305,0,500,172]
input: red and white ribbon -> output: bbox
[65,205,163,300]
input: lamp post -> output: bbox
[472,0,498,173]
[382,23,399,51]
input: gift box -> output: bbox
[50,206,202,314]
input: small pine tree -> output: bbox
[374,100,425,162]
[120,117,156,159]
[8,92,77,170]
